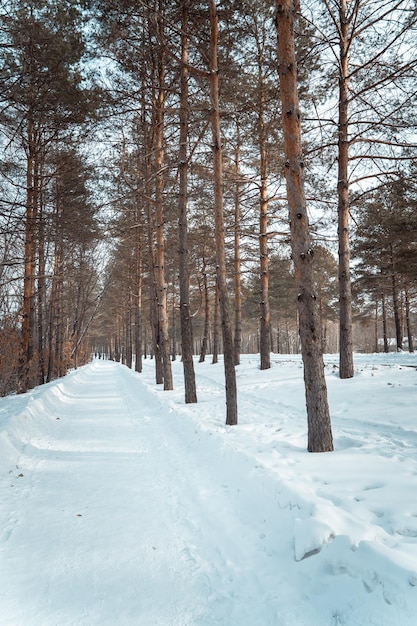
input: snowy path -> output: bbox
[0,361,308,625]
[2,356,417,625]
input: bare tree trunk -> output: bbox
[382,291,389,353]
[209,0,237,425]
[47,235,61,382]
[404,286,414,353]
[154,6,172,390]
[337,0,354,379]
[258,47,270,371]
[276,0,333,452]
[114,317,121,362]
[392,277,402,351]
[178,0,197,402]
[134,207,143,373]
[259,165,270,368]
[36,158,46,385]
[171,289,177,361]
[212,284,219,365]
[126,290,133,369]
[146,60,163,384]
[199,251,209,363]
[388,244,402,351]
[54,263,64,378]
[233,122,242,366]
[19,117,37,392]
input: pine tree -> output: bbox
[276,0,333,452]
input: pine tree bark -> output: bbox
[276,0,333,452]
[178,0,197,403]
[147,61,163,384]
[209,0,237,425]
[337,0,354,378]
[47,233,62,382]
[134,211,143,373]
[126,290,133,369]
[212,283,219,365]
[233,122,242,366]
[381,291,389,353]
[199,251,209,363]
[154,9,173,390]
[19,114,37,393]
[405,286,413,353]
[258,46,271,371]
[37,171,46,385]
[390,245,402,351]
[259,127,271,369]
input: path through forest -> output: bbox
[0,360,309,625]
[2,356,417,625]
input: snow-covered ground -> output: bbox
[1,352,417,625]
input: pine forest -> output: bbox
[1,0,417,449]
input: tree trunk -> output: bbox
[337,0,354,379]
[233,122,242,366]
[276,0,333,452]
[199,252,209,363]
[258,49,270,371]
[19,116,37,392]
[209,0,237,425]
[392,275,402,351]
[134,209,143,373]
[146,62,163,384]
[178,0,197,402]
[154,7,172,390]
[36,157,46,385]
[171,287,177,361]
[389,244,402,351]
[54,262,64,378]
[126,291,133,369]
[405,286,414,353]
[382,291,389,353]
[212,284,219,365]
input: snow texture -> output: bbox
[1,352,417,625]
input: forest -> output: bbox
[1,1,416,444]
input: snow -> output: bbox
[1,353,417,625]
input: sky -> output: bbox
[1,351,417,625]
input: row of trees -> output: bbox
[0,1,104,394]
[1,0,416,450]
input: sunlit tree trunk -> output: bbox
[337,0,354,378]
[276,0,333,452]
